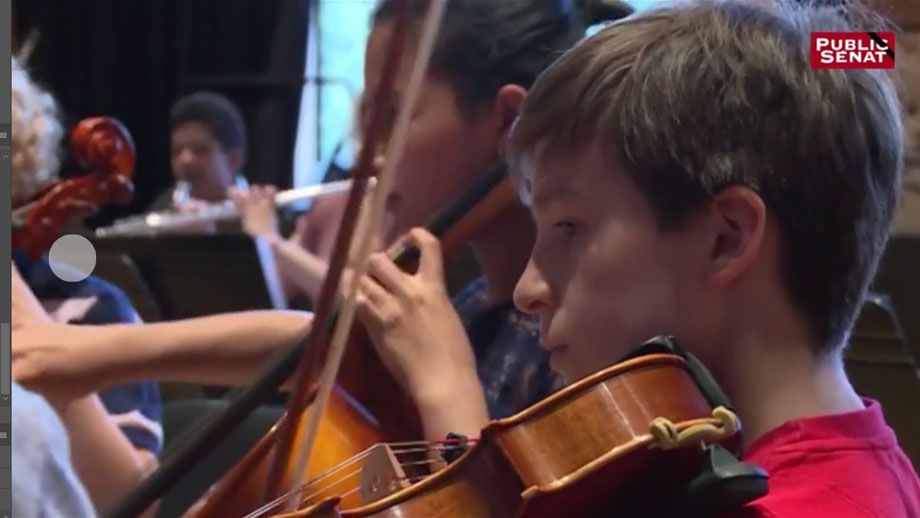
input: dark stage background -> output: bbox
[13,0,311,227]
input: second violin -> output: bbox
[263,338,765,518]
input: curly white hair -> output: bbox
[11,56,63,205]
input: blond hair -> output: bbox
[11,56,63,204]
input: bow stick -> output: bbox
[280,2,449,509]
[108,1,421,515]
[263,0,447,505]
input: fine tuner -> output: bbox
[95,178,367,237]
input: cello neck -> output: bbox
[388,163,513,269]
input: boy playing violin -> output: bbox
[506,0,920,516]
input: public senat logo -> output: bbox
[811,32,895,69]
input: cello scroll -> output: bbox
[12,116,135,259]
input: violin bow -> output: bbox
[263,0,447,506]
[279,1,449,505]
[107,1,420,515]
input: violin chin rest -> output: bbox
[662,444,769,518]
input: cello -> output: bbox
[12,116,136,258]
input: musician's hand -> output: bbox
[355,228,487,435]
[11,321,102,402]
[11,266,88,402]
[230,185,280,238]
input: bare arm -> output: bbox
[52,395,159,517]
[13,310,313,398]
[413,377,489,441]
[14,264,160,515]
[266,234,329,302]
[230,186,374,305]
[103,310,313,388]
[229,186,326,303]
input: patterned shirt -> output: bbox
[452,276,560,419]
[14,251,164,456]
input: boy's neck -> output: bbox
[716,321,864,450]
[469,204,535,303]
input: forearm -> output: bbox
[413,375,490,442]
[80,310,313,390]
[54,395,157,517]
[270,235,329,302]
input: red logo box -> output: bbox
[811,32,895,69]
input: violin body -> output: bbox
[285,351,741,518]
[192,388,383,516]
[192,328,425,517]
[191,173,513,518]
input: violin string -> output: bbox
[241,452,373,518]
[293,470,431,511]
[298,466,365,500]
[294,467,366,509]
[241,493,295,518]
[385,438,479,456]
[290,436,477,485]
[387,438,479,448]
[297,444,377,484]
[241,463,364,518]
[292,444,471,502]
[386,444,473,455]
[242,471,421,518]
[246,436,478,517]
[275,452,424,510]
[297,483,363,511]
[398,458,445,468]
[257,458,370,513]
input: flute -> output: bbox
[95,178,365,237]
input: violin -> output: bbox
[254,338,745,518]
[108,0,764,512]
[193,164,516,517]
[12,116,135,259]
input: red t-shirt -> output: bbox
[733,399,920,517]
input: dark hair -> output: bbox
[509,0,903,354]
[372,0,634,113]
[170,90,247,151]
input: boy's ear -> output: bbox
[706,186,767,287]
[493,84,527,138]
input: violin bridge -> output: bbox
[358,443,410,505]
